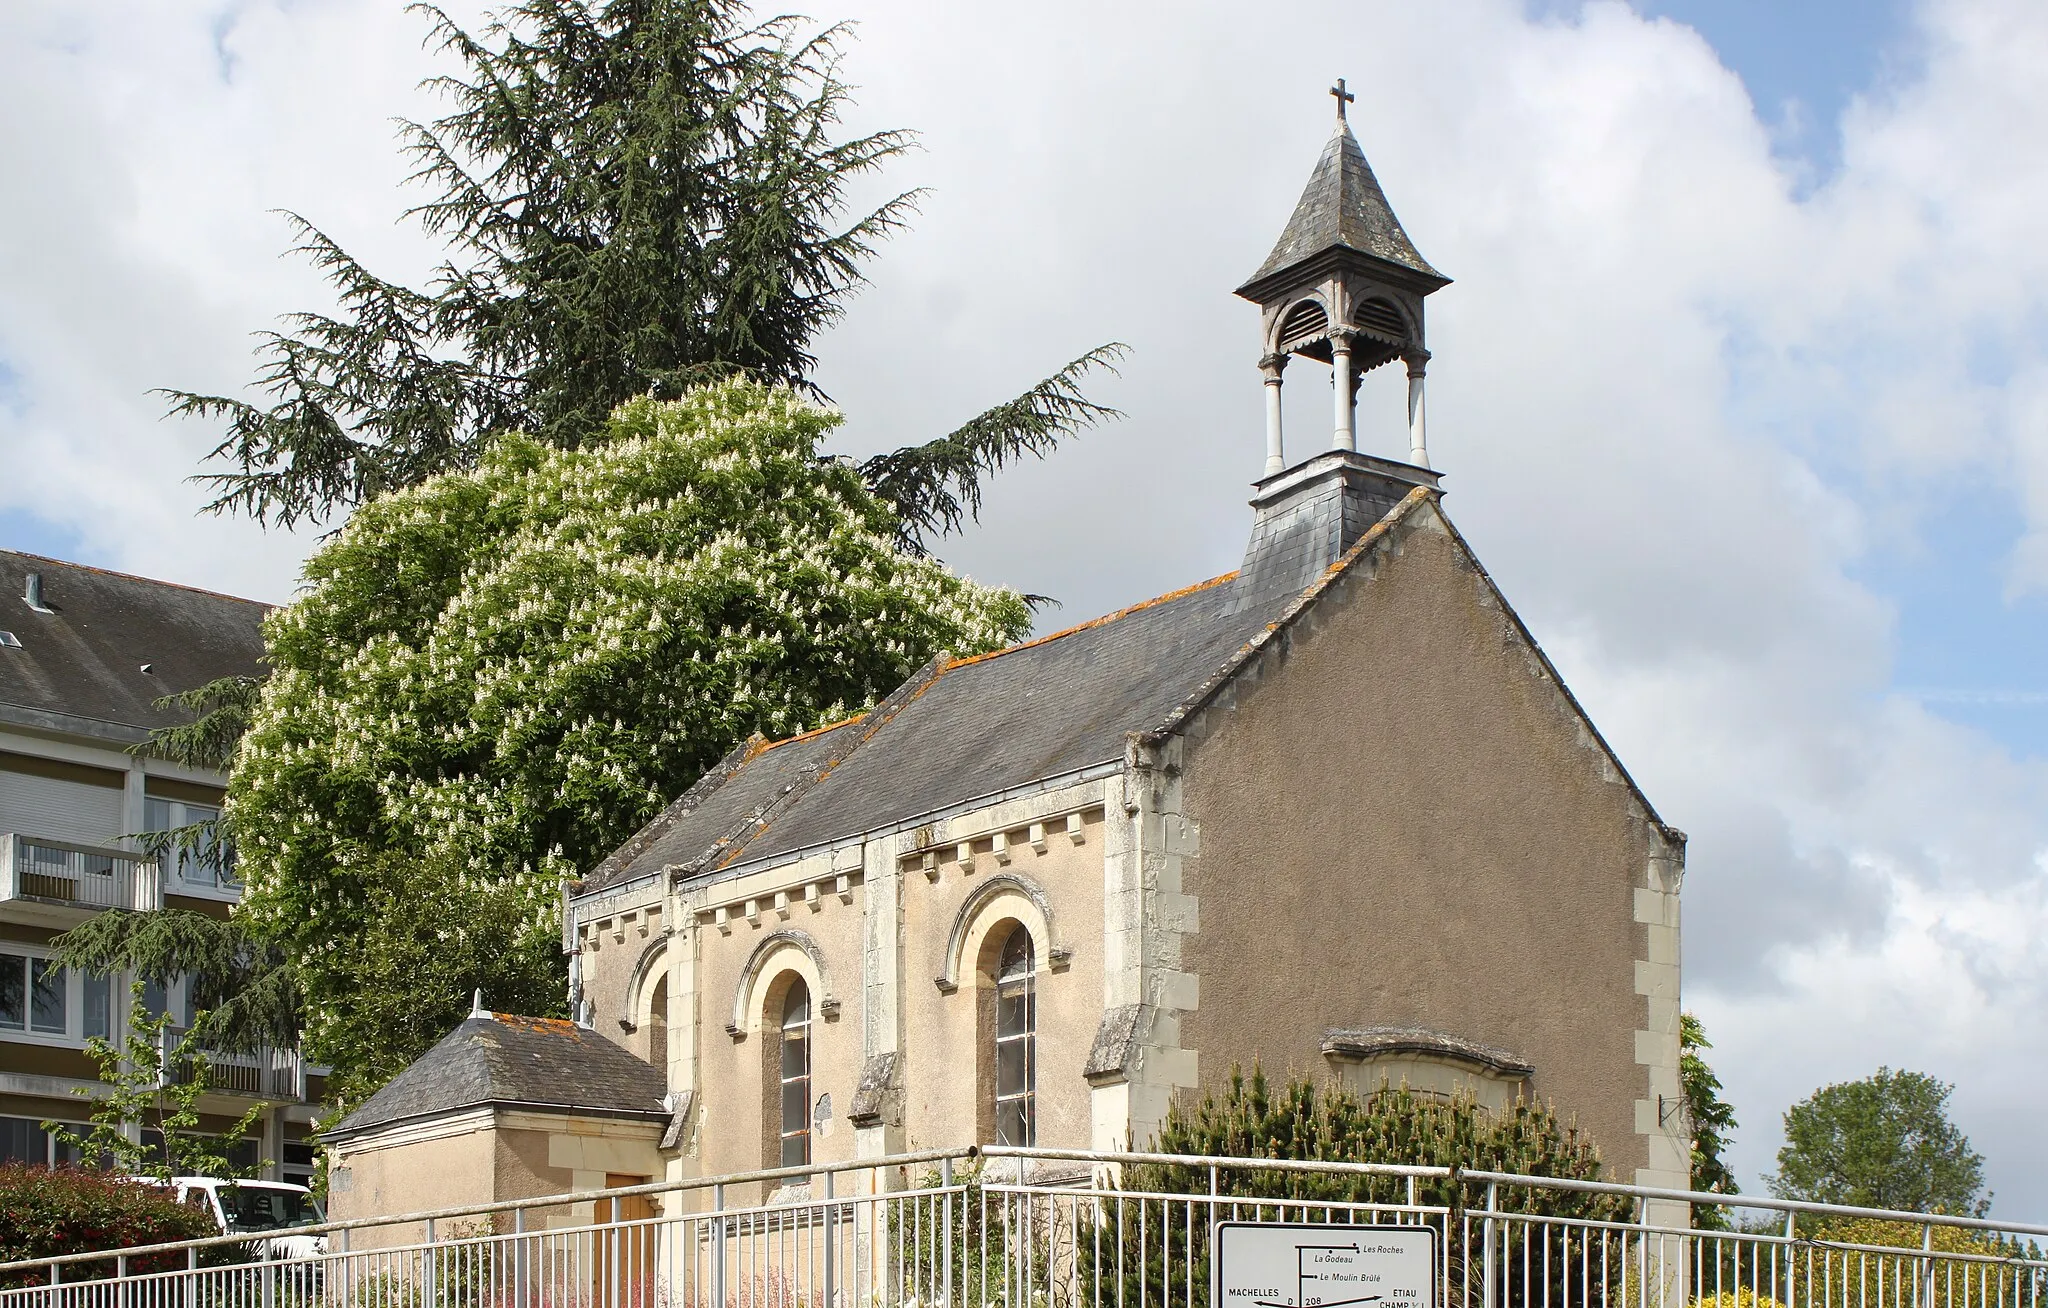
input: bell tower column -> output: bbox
[1330,330,1357,452]
[1405,349,1430,469]
[1260,354,1287,475]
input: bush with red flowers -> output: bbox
[0,1165,218,1287]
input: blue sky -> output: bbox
[1557,0,2048,760]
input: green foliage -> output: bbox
[139,677,265,773]
[1770,1068,1987,1216]
[1082,1068,1631,1308]
[0,1165,219,1286]
[894,1166,1061,1308]
[1682,1012,1740,1228]
[51,911,299,1056]
[45,982,268,1183]
[162,0,1121,541]
[1794,1218,2044,1308]
[228,381,1032,1100]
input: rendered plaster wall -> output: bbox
[689,857,869,1188]
[1178,504,1668,1179]
[328,1126,497,1247]
[898,804,1106,1153]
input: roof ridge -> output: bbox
[944,571,1239,674]
[0,549,273,610]
[756,709,867,755]
[1142,487,1437,743]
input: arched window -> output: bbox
[777,978,811,1166]
[993,928,1035,1146]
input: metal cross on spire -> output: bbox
[1330,78,1355,121]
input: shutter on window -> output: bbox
[0,772,125,847]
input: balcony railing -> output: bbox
[161,1026,310,1102]
[0,833,162,912]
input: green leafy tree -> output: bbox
[1682,1011,1740,1228]
[225,381,1031,1100]
[47,982,267,1182]
[1770,1068,1988,1216]
[162,0,1122,539]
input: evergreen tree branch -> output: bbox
[50,912,301,1056]
[860,344,1128,551]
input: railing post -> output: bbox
[712,1183,727,1308]
[515,1205,529,1308]
[825,1168,838,1308]
[425,1217,438,1307]
[1782,1210,1798,1308]
[1922,1223,1936,1308]
[941,1155,955,1308]
[1482,1182,1498,1308]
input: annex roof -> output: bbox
[1240,119,1445,293]
[323,1012,668,1142]
[580,569,1301,895]
[0,550,268,740]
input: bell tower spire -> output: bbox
[1237,84,1449,473]
[1228,86,1451,612]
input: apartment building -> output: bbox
[0,549,324,1183]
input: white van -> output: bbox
[139,1177,328,1260]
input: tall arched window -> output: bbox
[777,978,811,1166]
[993,927,1035,1146]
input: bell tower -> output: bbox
[1238,80,1449,473]
[1231,84,1452,608]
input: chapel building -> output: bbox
[326,95,1690,1221]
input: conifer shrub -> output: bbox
[0,1165,217,1286]
[1081,1068,1632,1308]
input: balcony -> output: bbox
[0,833,162,922]
[162,1026,311,1102]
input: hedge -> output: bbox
[0,1165,218,1286]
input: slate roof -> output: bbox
[581,570,1300,895]
[1240,119,1446,293]
[0,550,268,738]
[323,1012,668,1141]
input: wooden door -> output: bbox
[593,1175,655,1308]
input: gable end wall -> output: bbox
[1174,501,1685,1189]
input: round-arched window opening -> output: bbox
[778,978,811,1167]
[993,927,1036,1146]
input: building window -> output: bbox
[144,798,234,889]
[282,1141,320,1188]
[0,953,68,1035]
[1,952,164,1045]
[778,978,811,1167]
[0,1116,92,1166]
[993,927,1036,1146]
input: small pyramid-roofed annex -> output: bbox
[325,89,1690,1229]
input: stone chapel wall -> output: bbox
[1176,503,1680,1183]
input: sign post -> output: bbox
[1214,1223,1438,1308]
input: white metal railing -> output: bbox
[1,1146,2042,1308]
[0,834,161,913]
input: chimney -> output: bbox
[1231,449,1439,611]
[23,573,53,614]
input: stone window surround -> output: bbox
[726,928,839,1040]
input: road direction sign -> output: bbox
[1213,1223,1438,1308]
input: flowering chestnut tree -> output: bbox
[227,381,1031,1096]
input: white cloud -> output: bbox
[4,0,2048,1214]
